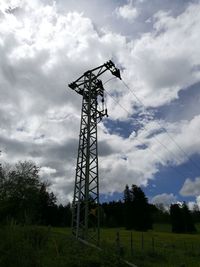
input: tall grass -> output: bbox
[0,224,127,267]
[1,224,200,267]
[100,227,200,267]
[0,222,50,267]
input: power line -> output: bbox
[103,77,116,86]
[104,88,194,180]
[104,89,198,182]
[121,79,200,174]
[104,89,183,168]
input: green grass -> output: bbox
[54,224,200,267]
[1,224,200,267]
[0,224,126,267]
[153,223,200,233]
[100,227,200,267]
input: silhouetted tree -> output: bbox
[131,185,152,231]
[170,202,196,233]
[182,202,196,232]
[124,185,132,229]
[0,161,58,225]
[101,201,124,227]
[123,184,152,231]
[170,203,184,233]
[38,183,57,225]
[191,203,200,223]
[0,161,41,223]
[152,203,170,224]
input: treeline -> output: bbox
[102,184,153,230]
[102,185,200,233]
[1,160,200,233]
[0,161,71,226]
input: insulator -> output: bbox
[105,108,108,117]
[68,82,77,89]
[102,97,104,103]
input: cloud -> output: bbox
[40,166,57,175]
[151,193,177,206]
[180,177,200,196]
[116,1,138,22]
[197,195,200,207]
[120,2,200,109]
[188,195,200,210]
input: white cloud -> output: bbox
[151,193,177,206]
[40,166,57,176]
[197,195,200,207]
[188,196,200,210]
[180,177,200,196]
[120,2,200,108]
[116,1,138,22]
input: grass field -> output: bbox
[99,225,200,267]
[1,224,200,267]
[0,224,127,267]
[53,224,200,267]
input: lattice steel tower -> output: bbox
[68,61,121,244]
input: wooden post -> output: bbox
[116,231,120,255]
[130,232,133,256]
[152,236,155,253]
[141,232,144,251]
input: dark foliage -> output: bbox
[0,161,72,226]
[151,203,170,224]
[1,157,199,233]
[123,184,153,231]
[124,184,132,229]
[0,225,127,267]
[170,202,196,233]
[101,200,124,227]
[191,203,200,223]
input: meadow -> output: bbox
[100,224,200,267]
[1,223,200,267]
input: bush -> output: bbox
[0,225,128,267]
[0,224,50,267]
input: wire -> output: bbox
[105,88,186,171]
[104,89,191,180]
[102,75,199,178]
[121,79,200,174]
[103,79,182,165]
[103,77,116,86]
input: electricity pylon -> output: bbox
[68,60,121,244]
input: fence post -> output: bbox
[152,236,155,253]
[116,231,120,256]
[141,232,144,251]
[116,231,124,259]
[130,232,133,256]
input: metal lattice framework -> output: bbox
[68,60,121,244]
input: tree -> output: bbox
[170,203,184,233]
[131,185,152,231]
[123,184,152,231]
[192,203,200,223]
[38,183,57,225]
[0,161,57,225]
[170,202,196,233]
[56,204,72,227]
[151,203,170,224]
[182,202,196,232]
[101,201,124,227]
[124,185,132,229]
[0,161,39,222]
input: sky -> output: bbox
[0,0,200,208]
